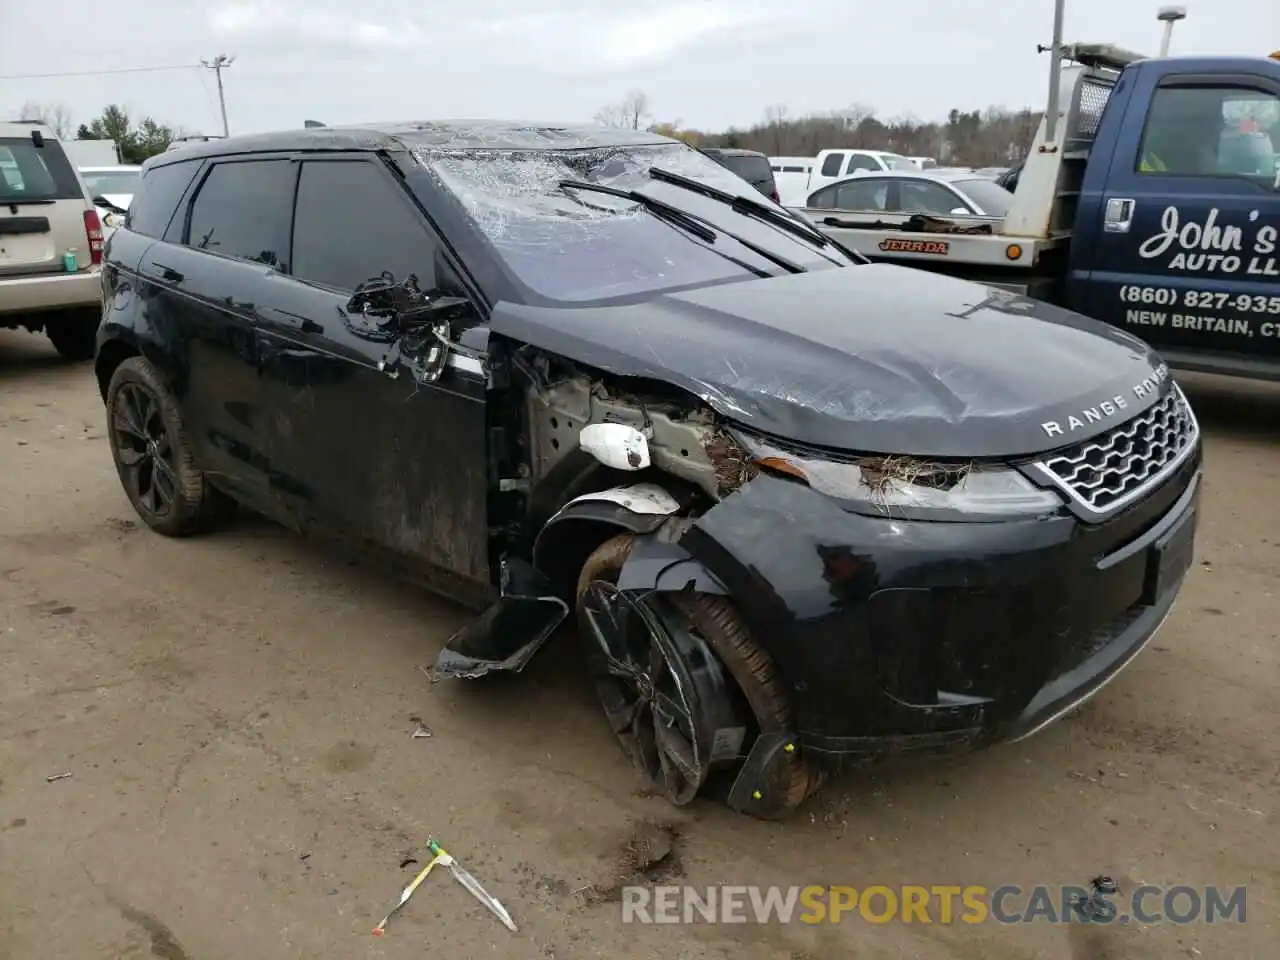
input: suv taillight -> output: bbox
[83,209,104,266]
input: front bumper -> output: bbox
[680,446,1202,758]
[0,268,102,316]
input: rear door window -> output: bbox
[126,160,201,239]
[183,159,295,268]
[291,159,438,291]
[0,137,82,203]
[721,154,773,184]
[809,179,890,210]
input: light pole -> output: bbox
[1157,6,1187,57]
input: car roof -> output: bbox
[150,121,677,166]
[78,165,142,173]
[702,148,766,158]
[0,120,57,138]
[826,169,982,186]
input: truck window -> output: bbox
[847,154,882,173]
[820,153,844,177]
[1137,83,1279,186]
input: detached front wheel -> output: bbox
[575,533,823,819]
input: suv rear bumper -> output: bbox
[0,268,102,316]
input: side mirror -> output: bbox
[344,272,475,384]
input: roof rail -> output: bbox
[1061,43,1148,72]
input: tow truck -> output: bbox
[803,2,1280,381]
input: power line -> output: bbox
[0,63,200,81]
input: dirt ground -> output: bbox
[0,328,1275,960]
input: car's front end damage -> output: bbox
[434,318,1200,817]
[414,135,1202,818]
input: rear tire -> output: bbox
[576,533,823,819]
[105,356,234,536]
[46,309,101,361]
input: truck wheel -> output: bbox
[45,309,100,361]
[105,356,233,537]
[576,533,823,819]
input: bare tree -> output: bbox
[594,90,651,130]
[19,100,74,138]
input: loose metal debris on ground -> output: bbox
[371,837,516,936]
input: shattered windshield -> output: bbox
[424,143,835,304]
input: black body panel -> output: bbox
[676,447,1201,755]
[489,265,1168,459]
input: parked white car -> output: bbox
[800,169,1015,218]
[78,165,141,235]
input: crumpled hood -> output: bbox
[488,264,1169,459]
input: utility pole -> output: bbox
[201,54,235,137]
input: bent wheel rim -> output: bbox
[111,382,178,519]
[580,580,719,805]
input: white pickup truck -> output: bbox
[771,148,917,205]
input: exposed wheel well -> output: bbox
[94,340,141,402]
[533,517,637,601]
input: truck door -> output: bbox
[1073,68,1280,372]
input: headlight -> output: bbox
[103,212,123,227]
[736,434,1063,520]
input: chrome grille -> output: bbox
[1033,385,1199,517]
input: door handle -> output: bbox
[152,262,184,283]
[1103,198,1135,234]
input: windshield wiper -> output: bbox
[648,166,839,255]
[558,179,800,277]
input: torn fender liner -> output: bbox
[616,529,728,595]
[532,483,685,578]
[435,557,568,679]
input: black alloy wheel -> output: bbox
[111,380,178,520]
[578,579,732,805]
[105,356,233,536]
[576,533,824,817]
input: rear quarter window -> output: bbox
[721,154,773,183]
[126,159,202,239]
[0,137,82,203]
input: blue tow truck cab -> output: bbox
[808,42,1280,382]
[1066,55,1280,379]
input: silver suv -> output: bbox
[1,121,104,359]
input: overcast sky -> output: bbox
[1,0,1274,137]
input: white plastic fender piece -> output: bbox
[578,422,650,471]
[568,483,681,516]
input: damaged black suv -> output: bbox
[96,123,1202,819]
